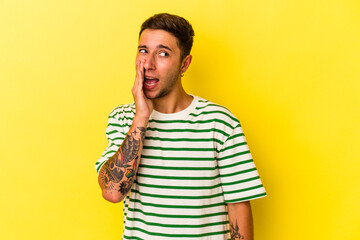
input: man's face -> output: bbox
[136,29,183,99]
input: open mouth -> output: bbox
[144,77,159,89]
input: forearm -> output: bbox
[98,116,147,203]
[227,201,253,240]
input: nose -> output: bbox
[143,53,155,70]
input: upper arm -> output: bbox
[95,107,129,174]
[217,122,266,203]
[227,200,251,213]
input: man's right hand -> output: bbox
[132,60,153,122]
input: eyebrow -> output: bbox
[138,44,173,52]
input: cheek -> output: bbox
[157,60,176,71]
[156,64,169,76]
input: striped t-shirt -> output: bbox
[95,95,266,240]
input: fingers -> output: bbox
[133,60,145,94]
[133,60,152,119]
[137,60,144,88]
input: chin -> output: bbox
[144,89,168,99]
[144,91,158,99]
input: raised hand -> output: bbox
[132,60,153,121]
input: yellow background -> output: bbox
[1,0,359,239]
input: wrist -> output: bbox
[133,115,149,127]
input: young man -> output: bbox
[95,13,266,240]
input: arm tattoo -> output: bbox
[230,220,245,239]
[99,127,146,194]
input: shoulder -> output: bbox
[104,103,135,134]
[108,103,136,120]
[194,96,241,128]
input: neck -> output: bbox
[152,83,193,114]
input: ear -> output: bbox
[180,55,192,75]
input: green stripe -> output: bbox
[110,115,134,121]
[108,123,122,127]
[190,111,239,123]
[139,164,216,171]
[123,236,143,240]
[123,228,229,238]
[195,103,230,112]
[218,159,253,169]
[221,167,257,178]
[145,136,224,145]
[141,155,215,161]
[147,127,229,137]
[225,192,267,203]
[125,217,228,228]
[106,130,118,135]
[107,142,118,147]
[227,132,244,141]
[134,180,222,190]
[130,198,226,209]
[143,145,216,152]
[96,161,106,173]
[101,150,116,157]
[108,123,131,128]
[137,173,219,180]
[124,226,228,238]
[218,150,251,161]
[110,105,135,115]
[223,184,264,195]
[107,136,124,141]
[100,143,119,157]
[128,207,227,218]
[109,113,134,120]
[131,189,223,199]
[149,118,234,129]
[221,176,260,186]
[220,142,247,152]
[120,116,133,121]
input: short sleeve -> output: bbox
[217,124,266,203]
[94,111,127,174]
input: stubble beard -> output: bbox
[145,67,181,99]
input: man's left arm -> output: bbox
[227,201,253,240]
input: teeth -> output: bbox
[144,81,155,86]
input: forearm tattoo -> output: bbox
[230,220,245,239]
[99,127,146,195]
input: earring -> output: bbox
[181,72,185,77]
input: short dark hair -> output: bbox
[139,13,195,60]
